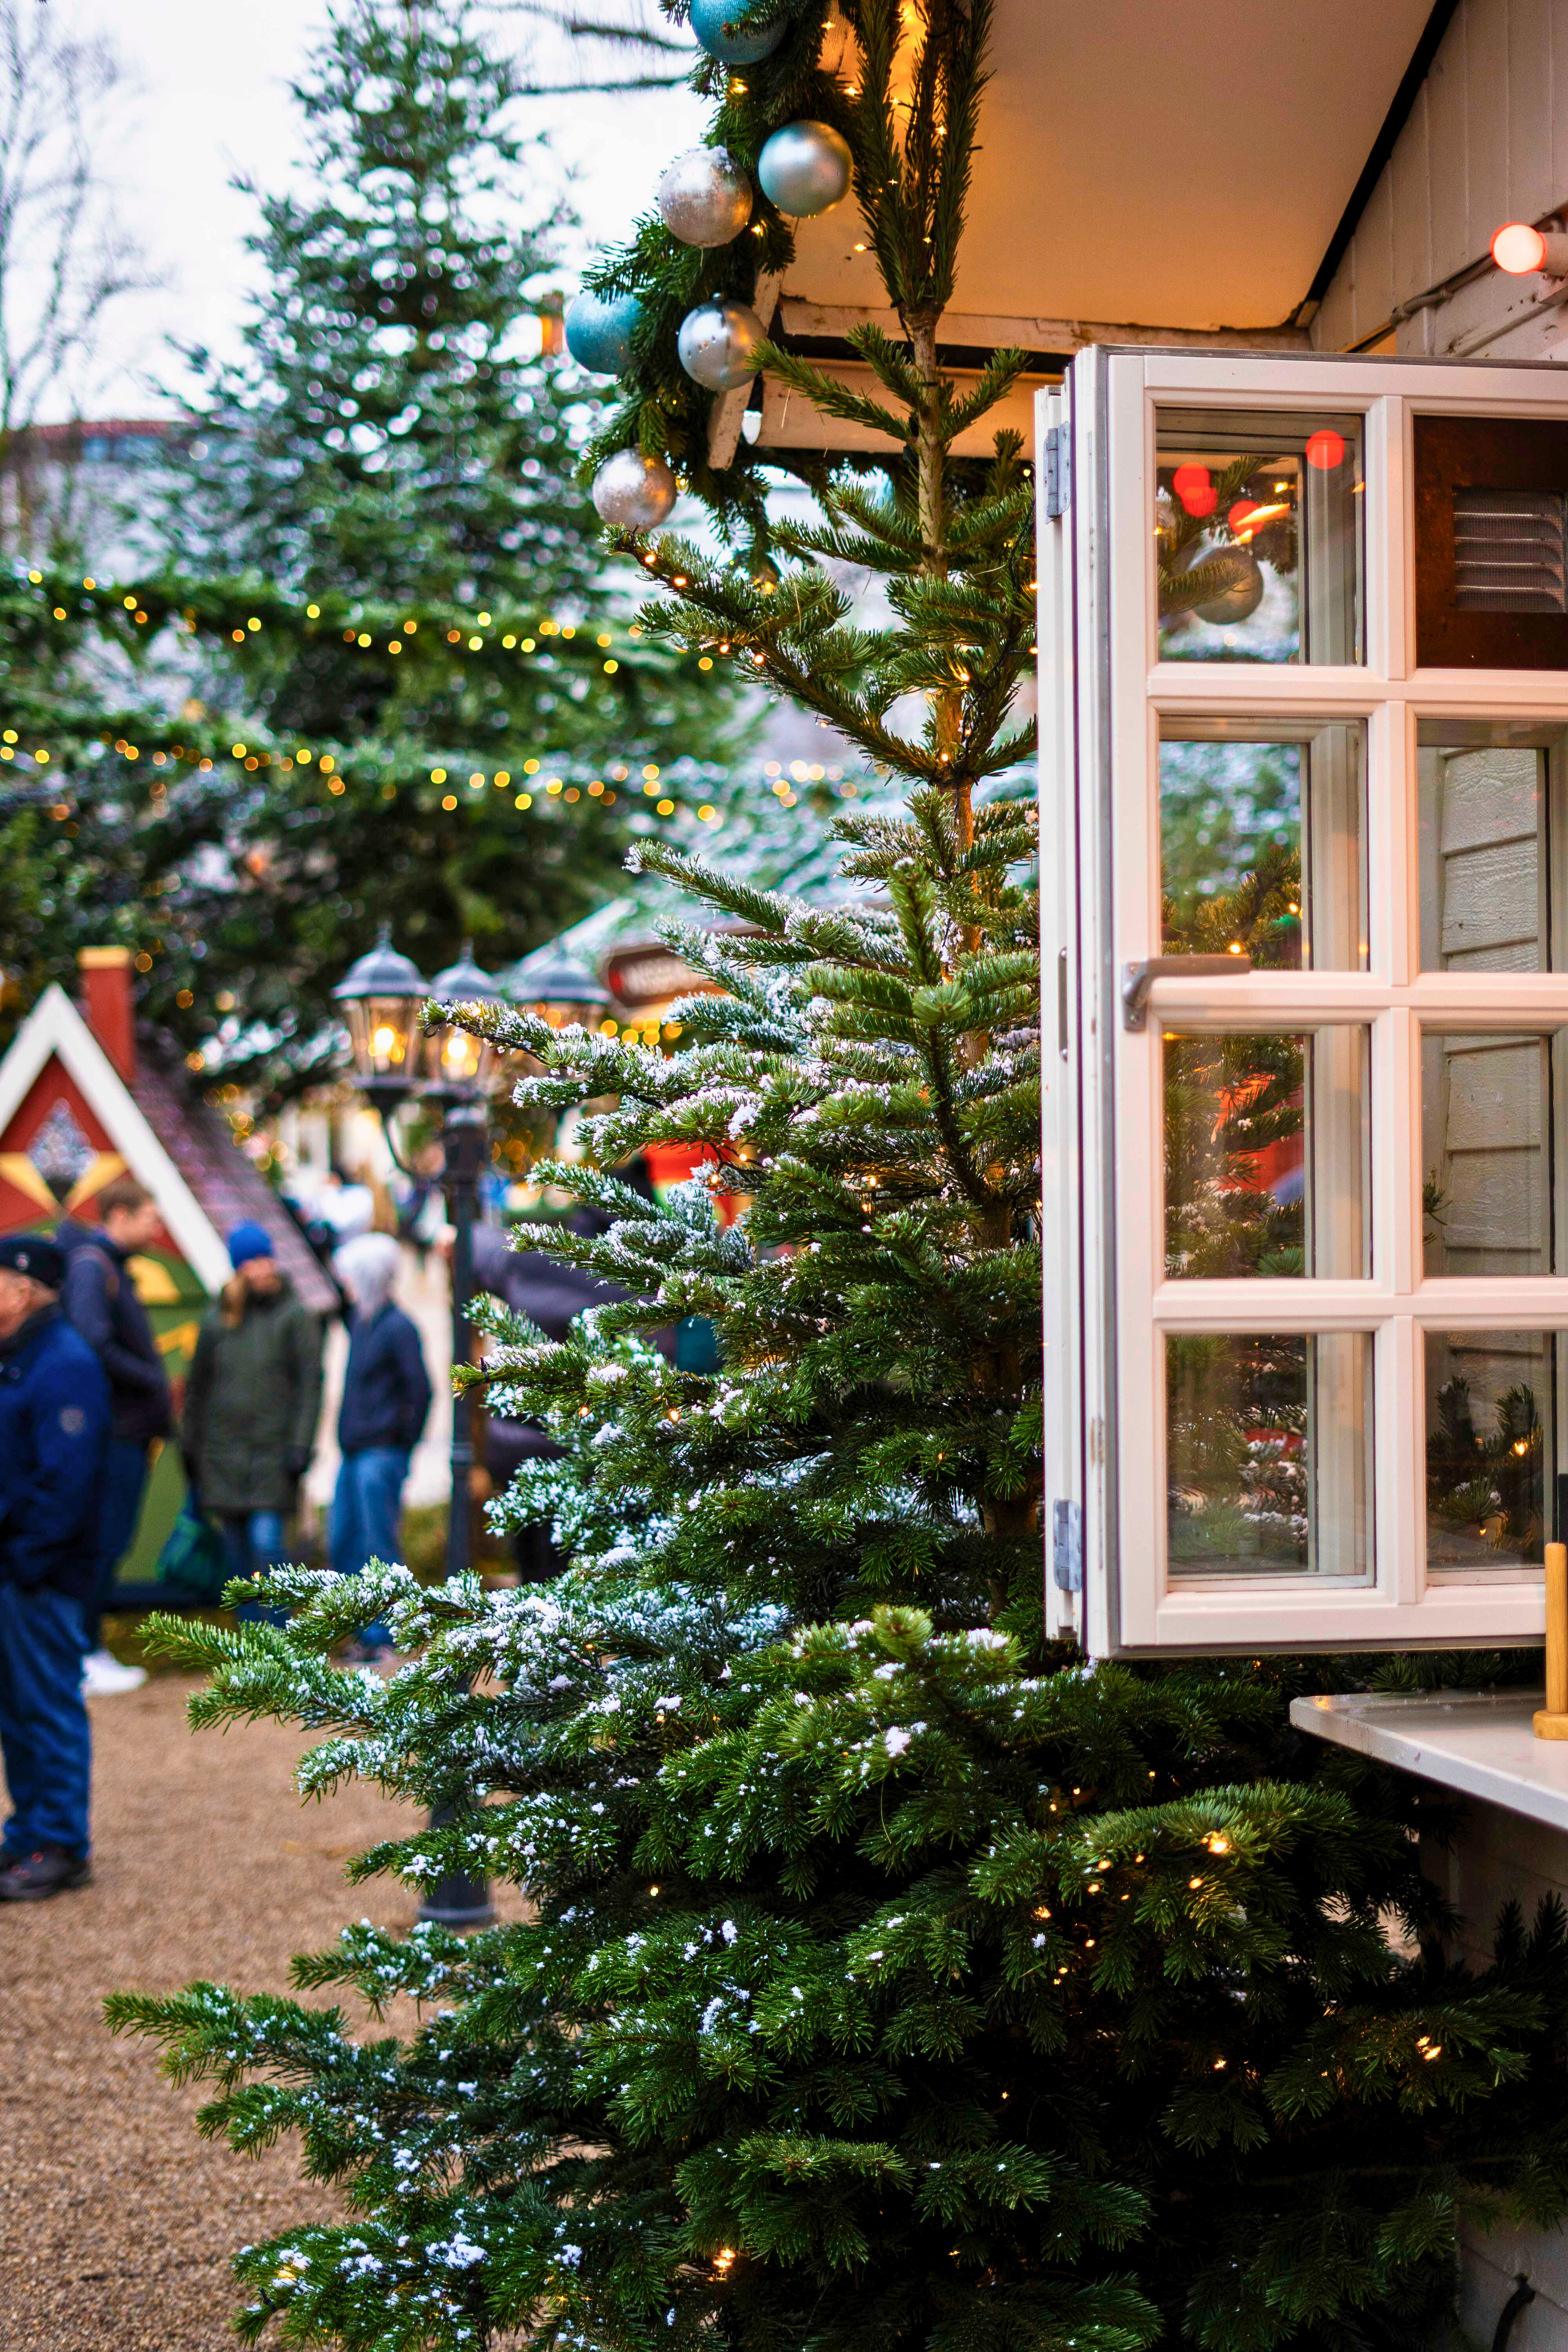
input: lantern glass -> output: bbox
[504,945,612,1032]
[333,926,429,1091]
[425,944,504,1094]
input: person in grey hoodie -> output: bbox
[330,1233,431,1659]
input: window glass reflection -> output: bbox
[1166,1332,1372,1578]
[1425,1329,1562,1570]
[1155,410,1363,664]
[1165,1030,1370,1281]
[1160,719,1367,969]
[1421,1029,1566,1276]
[1418,720,1564,973]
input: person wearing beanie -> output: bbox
[58,1176,172,1697]
[181,1221,323,1613]
[0,1230,110,1901]
[329,1233,431,1660]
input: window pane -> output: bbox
[1155,409,1363,664]
[1165,1029,1370,1279]
[1160,719,1367,968]
[1417,719,1563,973]
[1425,1329,1562,1570]
[1166,1332,1372,1579]
[1421,1029,1565,1276]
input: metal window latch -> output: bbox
[1052,1499,1082,1593]
[1044,425,1071,520]
[1121,953,1252,1030]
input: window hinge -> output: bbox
[1052,1499,1082,1592]
[1044,425,1071,520]
[1122,953,1252,1030]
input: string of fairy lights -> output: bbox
[0,566,862,825]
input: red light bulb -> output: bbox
[1493,221,1548,274]
[1305,428,1346,472]
[1172,461,1216,518]
[1227,498,1260,539]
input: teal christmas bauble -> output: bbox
[564,290,644,376]
[757,119,852,216]
[689,0,786,64]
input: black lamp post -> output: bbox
[334,928,503,1929]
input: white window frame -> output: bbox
[1039,346,1568,1656]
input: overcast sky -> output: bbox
[54,0,706,421]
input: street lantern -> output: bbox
[333,922,428,1107]
[506,942,611,1030]
[425,942,505,1091]
[331,922,494,1931]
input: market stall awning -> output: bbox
[760,0,1439,407]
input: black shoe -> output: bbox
[0,1846,91,1902]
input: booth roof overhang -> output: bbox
[770,0,1444,369]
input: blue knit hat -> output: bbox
[227,1221,276,1267]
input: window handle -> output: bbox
[1121,953,1252,1030]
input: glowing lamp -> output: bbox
[505,943,611,1031]
[425,942,505,1091]
[1492,221,1568,275]
[334,922,428,1098]
[1227,499,1260,539]
[1304,428,1346,471]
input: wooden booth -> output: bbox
[0,949,336,1596]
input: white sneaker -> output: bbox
[81,1648,148,1696]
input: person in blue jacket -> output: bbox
[330,1233,431,1660]
[0,1232,111,1902]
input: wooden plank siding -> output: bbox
[1312,0,1568,353]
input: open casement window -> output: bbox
[1039,347,1568,1655]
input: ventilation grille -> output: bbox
[1454,487,1568,612]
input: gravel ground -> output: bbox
[0,1666,520,2350]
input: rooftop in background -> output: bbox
[0,419,187,472]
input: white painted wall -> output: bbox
[1312,0,1568,361]
[1428,1798,1568,2345]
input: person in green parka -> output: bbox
[182,1224,324,1612]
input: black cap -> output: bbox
[0,1232,67,1290]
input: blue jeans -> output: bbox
[0,1582,90,1858]
[330,1448,409,1649]
[220,1510,289,1628]
[85,1438,150,1651]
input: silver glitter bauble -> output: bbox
[757,119,852,217]
[656,146,753,247]
[591,448,679,530]
[676,296,767,392]
[1194,548,1264,626]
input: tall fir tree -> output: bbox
[114,3,1568,2347]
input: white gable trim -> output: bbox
[0,985,232,1294]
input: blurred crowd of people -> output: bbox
[0,1160,681,1904]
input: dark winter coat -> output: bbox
[183,1277,323,1515]
[58,1219,173,1447]
[0,1305,111,1597]
[338,1302,432,1456]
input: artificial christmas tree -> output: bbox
[113,3,1568,2347]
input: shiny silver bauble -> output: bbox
[757,120,852,217]
[676,296,767,392]
[656,146,753,247]
[591,448,679,530]
[1194,549,1265,626]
